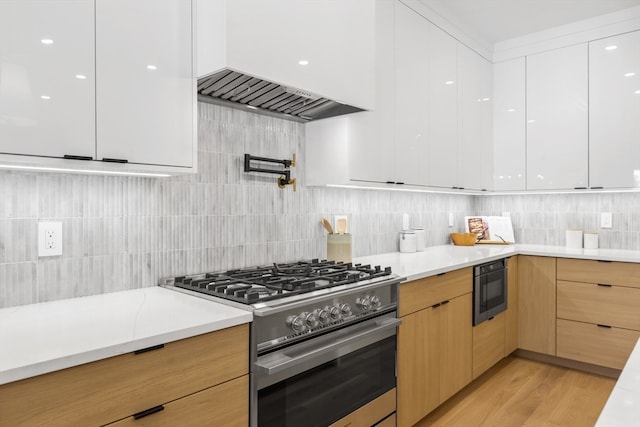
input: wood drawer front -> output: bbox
[107,375,248,427]
[557,319,640,370]
[472,311,506,379]
[557,280,640,330]
[0,324,249,427]
[400,268,472,316]
[330,388,396,427]
[557,258,640,288]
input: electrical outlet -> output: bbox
[38,221,62,257]
[600,212,612,229]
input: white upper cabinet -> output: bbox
[493,58,526,191]
[424,22,459,189]
[0,0,95,159]
[458,45,493,191]
[589,31,640,189]
[96,0,194,168]
[526,44,589,190]
[197,0,374,110]
[394,1,430,186]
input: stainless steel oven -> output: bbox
[161,260,402,427]
[255,311,400,427]
[473,258,508,326]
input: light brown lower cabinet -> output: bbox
[504,255,518,355]
[397,291,472,427]
[0,324,249,426]
[106,375,249,426]
[472,311,506,379]
[518,256,556,355]
[557,319,640,369]
[330,388,396,427]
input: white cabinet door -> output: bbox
[459,45,493,191]
[493,58,526,191]
[96,0,194,167]
[394,1,429,186]
[589,31,640,189]
[0,0,95,159]
[348,0,395,184]
[424,23,459,189]
[526,44,588,190]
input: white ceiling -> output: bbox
[418,0,640,44]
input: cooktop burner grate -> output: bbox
[169,259,392,304]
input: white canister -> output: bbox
[565,229,583,249]
[399,230,417,253]
[411,226,426,251]
[584,232,599,249]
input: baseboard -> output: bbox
[513,349,621,379]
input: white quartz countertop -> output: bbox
[596,337,640,427]
[354,244,640,282]
[0,287,252,385]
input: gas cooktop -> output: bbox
[161,259,393,305]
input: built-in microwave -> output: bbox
[473,258,508,326]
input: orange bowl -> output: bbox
[450,232,478,246]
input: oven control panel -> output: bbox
[254,281,399,353]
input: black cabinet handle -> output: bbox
[134,344,165,355]
[574,187,587,190]
[488,316,495,321]
[591,186,603,190]
[133,405,165,420]
[396,182,405,185]
[597,260,612,263]
[102,158,129,163]
[64,154,93,161]
[597,283,612,288]
[437,272,446,276]
[386,181,395,184]
[441,300,450,305]
[432,303,441,309]
[597,324,612,329]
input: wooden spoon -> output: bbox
[321,217,334,234]
[336,218,347,235]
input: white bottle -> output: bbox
[399,230,417,253]
[411,226,426,251]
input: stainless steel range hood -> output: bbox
[197,70,365,122]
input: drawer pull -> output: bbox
[597,283,612,288]
[597,324,612,329]
[63,154,93,161]
[597,260,612,263]
[437,272,446,276]
[488,316,495,321]
[102,157,129,163]
[133,405,165,420]
[441,300,450,305]
[134,343,165,355]
[432,303,441,309]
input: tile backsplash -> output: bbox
[0,103,638,307]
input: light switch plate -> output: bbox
[38,221,62,257]
[600,212,612,229]
[448,212,454,227]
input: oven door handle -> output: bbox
[255,317,402,377]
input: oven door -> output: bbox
[254,313,400,427]
[474,267,508,325]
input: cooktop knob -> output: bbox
[328,305,341,321]
[338,303,352,317]
[370,295,382,309]
[302,311,319,328]
[286,315,305,333]
[356,296,372,312]
[318,308,331,324]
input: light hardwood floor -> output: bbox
[414,356,616,427]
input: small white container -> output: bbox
[566,229,583,249]
[399,230,417,253]
[411,226,426,251]
[584,232,599,249]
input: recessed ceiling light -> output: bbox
[40,39,54,45]
[635,90,640,94]
[445,80,455,85]
[75,74,87,80]
[624,72,636,77]
[298,60,309,66]
[146,65,157,70]
[605,45,617,51]
[40,95,51,100]
[507,108,516,112]
[482,97,490,102]
[527,119,535,123]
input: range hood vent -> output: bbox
[197,70,364,122]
